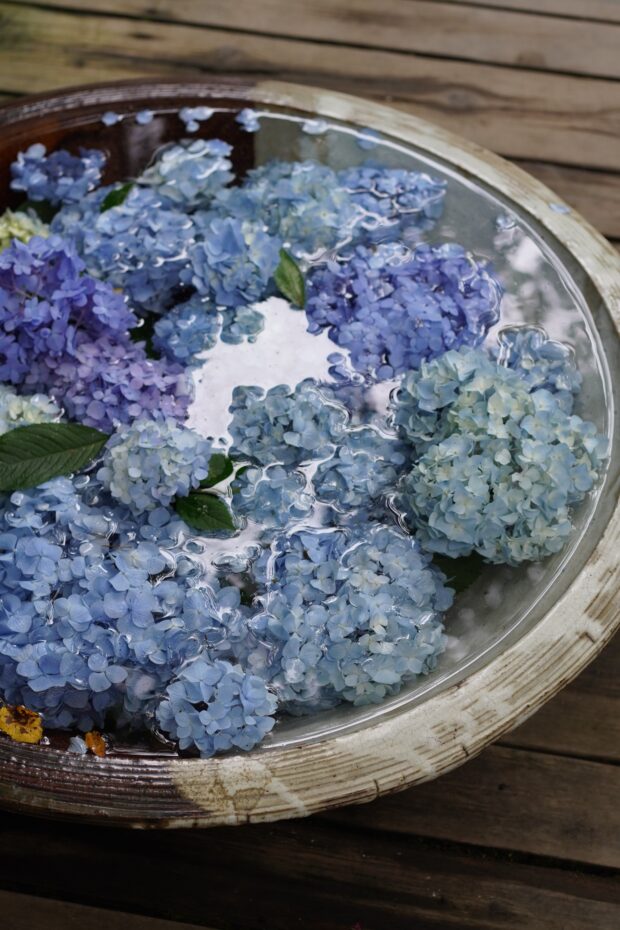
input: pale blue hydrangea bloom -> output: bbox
[52,185,196,313]
[495,325,582,413]
[236,108,261,132]
[394,347,607,564]
[0,385,60,433]
[98,418,212,514]
[139,139,234,210]
[313,426,410,510]
[156,657,276,756]
[11,143,106,206]
[229,379,349,466]
[186,213,281,308]
[212,160,360,256]
[153,295,220,365]
[338,163,446,239]
[306,242,501,380]
[179,106,214,132]
[232,464,313,528]
[248,524,451,709]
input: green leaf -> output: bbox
[16,199,57,223]
[432,552,486,595]
[100,182,134,213]
[199,453,234,489]
[175,492,236,534]
[0,423,110,492]
[274,248,305,308]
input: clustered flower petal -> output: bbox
[11,143,106,206]
[232,464,313,529]
[156,658,276,755]
[152,295,220,365]
[139,139,233,210]
[495,325,582,412]
[248,524,451,709]
[98,418,212,514]
[394,347,606,564]
[228,380,349,466]
[306,242,501,380]
[0,384,60,433]
[0,208,49,252]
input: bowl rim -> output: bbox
[0,77,618,828]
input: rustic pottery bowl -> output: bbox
[0,79,618,828]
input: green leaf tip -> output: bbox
[274,248,306,308]
[174,492,236,534]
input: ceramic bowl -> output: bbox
[0,78,618,827]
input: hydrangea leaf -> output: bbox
[432,552,486,595]
[274,248,305,308]
[200,453,234,488]
[0,423,110,491]
[100,182,134,213]
[16,198,57,223]
[175,492,236,533]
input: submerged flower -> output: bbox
[0,208,49,252]
[232,464,313,528]
[0,384,60,434]
[139,139,234,210]
[394,347,606,564]
[11,143,106,206]
[153,295,220,365]
[306,242,501,380]
[186,214,281,308]
[249,524,450,709]
[98,418,212,514]
[228,379,348,467]
[495,325,582,413]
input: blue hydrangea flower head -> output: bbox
[139,138,234,210]
[98,418,213,514]
[495,325,582,413]
[394,347,607,564]
[52,185,196,313]
[232,464,313,529]
[153,294,220,365]
[306,242,501,380]
[156,657,276,756]
[186,213,281,308]
[338,163,446,240]
[229,379,349,466]
[250,523,451,709]
[11,143,106,206]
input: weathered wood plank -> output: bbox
[325,744,620,868]
[514,163,620,240]
[439,0,620,23]
[501,631,620,762]
[0,4,618,170]
[0,812,618,929]
[0,890,216,930]
[13,0,620,79]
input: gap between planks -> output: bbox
[8,0,620,80]
[0,890,218,930]
[0,4,619,171]
[0,812,618,929]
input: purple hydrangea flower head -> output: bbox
[98,418,212,515]
[306,242,502,381]
[394,347,607,564]
[11,143,106,206]
[0,234,136,385]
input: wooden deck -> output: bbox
[0,1,618,927]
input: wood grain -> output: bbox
[0,4,619,169]
[325,744,620,868]
[438,0,620,22]
[10,0,620,79]
[0,891,216,930]
[0,813,618,930]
